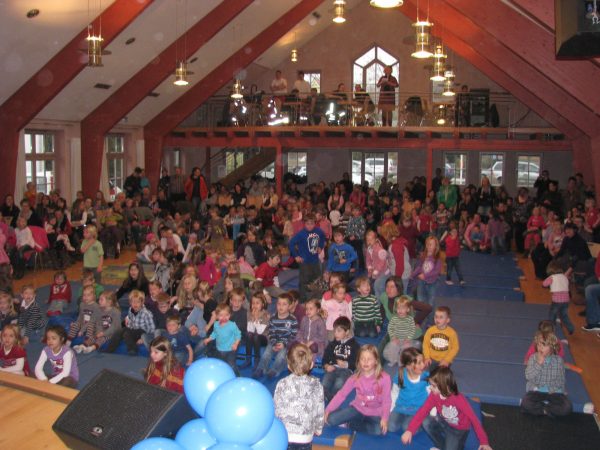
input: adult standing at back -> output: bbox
[377,65,399,126]
[169,166,186,203]
[184,167,208,215]
[124,167,142,199]
[293,71,311,100]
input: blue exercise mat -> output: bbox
[451,360,591,413]
[449,314,542,338]
[455,334,575,366]
[433,297,549,319]
[435,284,524,302]
[313,427,353,447]
[76,352,147,388]
[350,399,484,450]
[448,274,520,289]
[458,252,523,277]
[278,268,299,290]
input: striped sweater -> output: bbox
[352,295,381,325]
[268,313,298,346]
[17,298,47,337]
[388,315,422,340]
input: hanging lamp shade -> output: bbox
[174,61,190,86]
[432,43,446,59]
[231,79,244,99]
[86,34,104,67]
[370,0,403,7]
[333,1,346,23]
[411,20,433,58]
[291,48,298,62]
[442,77,455,97]
[436,104,447,125]
[430,58,446,81]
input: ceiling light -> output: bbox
[430,58,446,81]
[174,61,190,86]
[333,1,346,23]
[26,9,40,18]
[370,0,403,8]
[411,20,433,58]
[291,48,298,62]
[231,79,244,99]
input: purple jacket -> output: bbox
[412,256,442,284]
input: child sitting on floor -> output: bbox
[523,320,565,364]
[17,284,46,345]
[522,330,572,418]
[402,367,492,450]
[383,296,423,366]
[145,336,184,393]
[352,276,381,338]
[325,344,391,436]
[35,325,79,388]
[105,290,155,356]
[47,271,72,317]
[322,283,352,342]
[274,343,325,449]
[296,298,327,360]
[423,306,460,371]
[68,285,100,347]
[74,290,121,354]
[0,324,30,376]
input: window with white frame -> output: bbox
[225,150,244,175]
[480,153,504,186]
[106,134,125,200]
[351,151,398,189]
[353,45,399,108]
[287,152,307,177]
[24,131,56,195]
[303,71,321,92]
[259,162,275,180]
[517,155,541,188]
[444,152,468,186]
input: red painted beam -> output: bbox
[144,0,326,190]
[446,0,600,116]
[0,0,154,199]
[402,0,599,138]
[80,0,253,196]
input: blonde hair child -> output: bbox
[383,296,422,365]
[0,324,30,376]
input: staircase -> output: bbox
[218,148,276,188]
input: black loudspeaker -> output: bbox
[53,369,197,450]
[556,0,600,58]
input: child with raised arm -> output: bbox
[402,367,492,450]
[253,293,299,379]
[522,331,572,417]
[325,344,391,436]
[423,306,460,371]
[275,343,325,450]
[203,303,241,376]
[322,316,361,402]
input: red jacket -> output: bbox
[184,175,208,201]
[444,234,461,258]
[390,236,409,277]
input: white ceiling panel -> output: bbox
[0,0,116,104]
[37,0,221,122]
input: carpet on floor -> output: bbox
[481,403,599,450]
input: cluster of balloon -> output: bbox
[130,359,288,450]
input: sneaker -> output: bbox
[73,345,84,354]
[581,323,600,332]
[82,345,96,354]
[583,402,595,414]
[445,280,454,285]
[459,280,466,286]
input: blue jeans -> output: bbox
[373,274,389,298]
[490,236,505,254]
[388,411,434,433]
[417,280,436,326]
[322,368,352,401]
[256,344,287,376]
[327,406,383,435]
[424,415,469,450]
[445,257,463,282]
[218,350,239,376]
[585,283,600,324]
[549,302,574,334]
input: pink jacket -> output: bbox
[365,240,389,279]
[322,297,352,331]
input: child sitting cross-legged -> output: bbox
[383,296,423,366]
[322,283,352,342]
[321,316,361,402]
[253,292,299,379]
[423,306,460,371]
[74,290,121,354]
[521,330,572,418]
[401,367,492,450]
[352,276,381,338]
[0,324,30,376]
[296,298,327,361]
[165,315,194,367]
[68,284,100,349]
[105,289,155,356]
[274,343,325,450]
[46,271,72,317]
[325,344,391,435]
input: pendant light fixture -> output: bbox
[333,1,346,23]
[411,0,433,59]
[442,68,456,97]
[173,0,193,86]
[231,79,244,99]
[291,32,298,62]
[370,0,403,8]
[430,43,446,81]
[86,0,105,67]
[174,61,190,86]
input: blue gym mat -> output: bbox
[458,252,523,277]
[449,274,521,289]
[451,360,591,413]
[449,314,543,338]
[433,297,548,319]
[435,284,524,302]
[350,399,484,450]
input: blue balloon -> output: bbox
[130,437,185,450]
[208,444,252,450]
[251,418,288,450]
[184,358,236,416]
[205,378,274,445]
[175,418,217,450]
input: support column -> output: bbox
[571,135,593,183]
[426,144,433,192]
[275,144,283,198]
[205,147,211,185]
[144,132,163,192]
[590,136,600,200]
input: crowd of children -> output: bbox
[2,170,595,449]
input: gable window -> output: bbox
[353,45,399,108]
